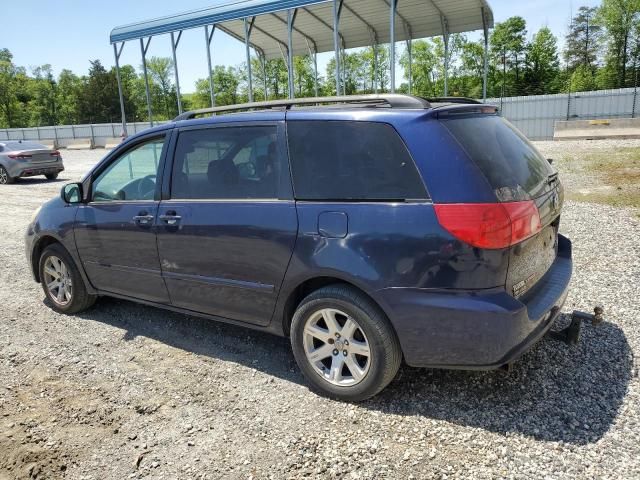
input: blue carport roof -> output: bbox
[110,0,493,60]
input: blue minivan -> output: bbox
[26,95,571,401]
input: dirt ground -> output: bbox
[0,142,639,479]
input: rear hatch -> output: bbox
[440,113,563,298]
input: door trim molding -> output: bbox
[84,260,163,277]
[163,270,275,292]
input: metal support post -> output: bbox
[390,0,397,92]
[407,39,412,94]
[205,25,216,107]
[170,31,183,114]
[113,42,128,136]
[287,9,297,99]
[481,6,489,101]
[333,0,343,95]
[306,39,319,98]
[260,53,268,100]
[244,18,255,102]
[140,37,153,126]
[441,15,450,96]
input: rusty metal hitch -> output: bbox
[547,306,604,345]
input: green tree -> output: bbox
[56,69,81,125]
[457,39,485,97]
[524,27,561,94]
[145,56,177,119]
[0,49,29,128]
[491,16,528,94]
[29,65,58,126]
[564,6,602,73]
[570,63,598,91]
[597,0,640,87]
[400,40,437,97]
[294,56,317,97]
[76,60,122,123]
[211,65,240,105]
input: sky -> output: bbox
[2,0,602,93]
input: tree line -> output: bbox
[1,0,639,129]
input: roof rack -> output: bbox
[174,94,431,121]
[426,96,483,105]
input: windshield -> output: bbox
[441,115,554,201]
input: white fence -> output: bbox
[0,121,169,148]
[0,87,638,143]
[486,87,638,140]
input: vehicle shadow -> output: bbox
[74,299,633,446]
[13,177,66,185]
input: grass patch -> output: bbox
[565,147,640,209]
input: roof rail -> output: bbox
[426,96,483,105]
[174,94,431,121]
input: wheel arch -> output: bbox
[279,275,396,339]
[31,235,64,283]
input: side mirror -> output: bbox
[61,183,82,204]
[547,158,554,165]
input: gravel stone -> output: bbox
[0,144,638,479]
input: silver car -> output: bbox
[0,141,65,184]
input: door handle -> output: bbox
[133,214,155,225]
[159,214,182,226]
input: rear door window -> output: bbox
[287,120,427,201]
[171,126,281,199]
[440,115,554,201]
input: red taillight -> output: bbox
[434,201,541,249]
[50,150,61,157]
[8,153,32,160]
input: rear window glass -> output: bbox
[441,115,554,201]
[287,121,427,201]
[3,141,47,151]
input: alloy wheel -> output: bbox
[43,255,73,306]
[302,308,371,386]
[0,168,8,184]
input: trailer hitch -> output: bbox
[547,306,604,345]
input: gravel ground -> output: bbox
[1,142,639,479]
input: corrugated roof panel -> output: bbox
[110,0,493,60]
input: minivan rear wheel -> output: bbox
[45,173,59,180]
[39,243,96,314]
[290,285,402,401]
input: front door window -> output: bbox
[92,138,164,202]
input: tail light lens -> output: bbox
[8,153,32,160]
[50,150,61,157]
[434,201,541,249]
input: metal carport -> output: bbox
[110,0,494,135]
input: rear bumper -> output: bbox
[377,234,573,368]
[9,162,64,178]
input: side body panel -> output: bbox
[156,116,298,326]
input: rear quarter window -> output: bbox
[287,120,427,201]
[440,115,554,201]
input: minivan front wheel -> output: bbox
[39,244,96,314]
[290,285,402,401]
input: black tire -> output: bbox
[290,284,402,402]
[0,166,14,184]
[45,172,59,180]
[38,243,96,314]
